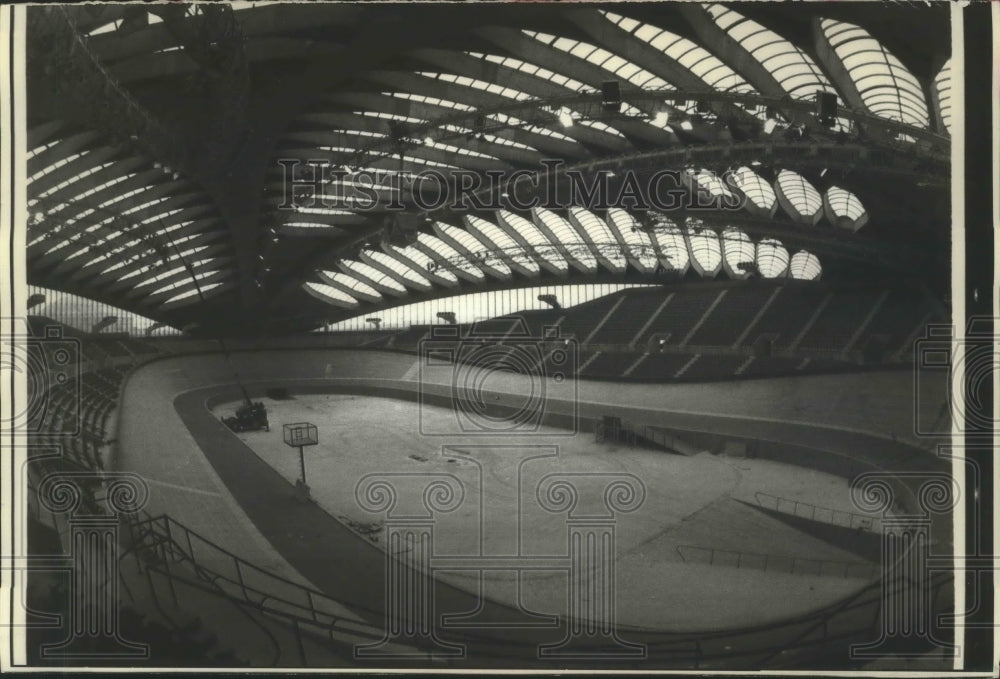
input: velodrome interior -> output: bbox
[17,1,961,672]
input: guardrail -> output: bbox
[676,544,880,580]
[120,512,391,656]
[754,491,880,532]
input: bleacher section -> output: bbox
[635,287,721,348]
[587,289,666,346]
[796,289,884,353]
[687,287,776,347]
[742,285,827,350]
[378,282,945,384]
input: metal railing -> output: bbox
[754,492,880,532]
[120,512,390,654]
[676,544,880,580]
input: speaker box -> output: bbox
[815,92,838,126]
[601,81,622,113]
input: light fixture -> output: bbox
[557,107,574,128]
[820,168,828,178]
[763,118,779,135]
[651,109,670,127]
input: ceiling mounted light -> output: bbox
[557,107,574,128]
[651,109,670,127]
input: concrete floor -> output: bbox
[215,393,881,632]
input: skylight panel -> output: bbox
[364,250,432,288]
[524,30,673,90]
[384,91,476,112]
[820,19,929,128]
[161,282,224,306]
[532,207,597,271]
[934,59,952,134]
[29,151,91,183]
[729,165,776,214]
[568,207,626,270]
[649,221,689,273]
[469,52,597,93]
[789,250,822,280]
[755,238,789,278]
[823,186,869,232]
[341,260,408,294]
[416,232,485,280]
[601,11,755,95]
[322,270,382,299]
[304,282,358,307]
[684,221,721,276]
[774,170,823,224]
[464,215,540,274]
[436,222,512,277]
[496,210,568,273]
[388,243,459,284]
[704,5,833,102]
[605,208,658,271]
[421,72,532,101]
[721,227,755,278]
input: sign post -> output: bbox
[283,422,318,501]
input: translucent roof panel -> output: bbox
[464,215,540,274]
[729,166,777,216]
[568,207,626,270]
[755,238,789,278]
[605,208,658,271]
[304,281,359,308]
[320,271,382,299]
[688,169,737,206]
[684,221,722,276]
[774,170,823,224]
[524,30,673,89]
[388,243,459,284]
[469,51,597,93]
[496,210,569,273]
[532,207,598,271]
[820,18,930,128]
[161,282,224,307]
[648,215,690,273]
[416,232,485,280]
[421,72,532,102]
[363,250,432,289]
[824,186,867,221]
[601,10,756,96]
[933,59,952,134]
[788,250,822,280]
[721,227,755,278]
[340,260,408,294]
[705,5,834,101]
[435,222,512,277]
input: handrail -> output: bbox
[754,491,880,532]
[121,511,389,646]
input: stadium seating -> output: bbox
[796,289,885,353]
[634,288,721,348]
[586,289,669,346]
[687,286,776,347]
[740,285,828,350]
